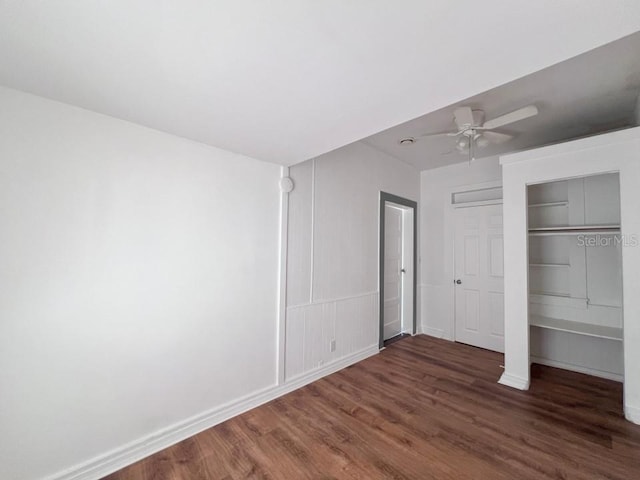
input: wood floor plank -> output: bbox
[103,335,640,480]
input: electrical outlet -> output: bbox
[330,339,336,352]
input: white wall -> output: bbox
[0,87,281,480]
[419,156,502,339]
[285,142,419,379]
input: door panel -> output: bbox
[489,236,504,276]
[454,204,505,352]
[464,236,479,275]
[488,291,505,336]
[464,290,480,332]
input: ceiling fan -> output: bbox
[399,105,539,161]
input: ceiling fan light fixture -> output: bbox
[455,137,468,151]
[476,136,490,148]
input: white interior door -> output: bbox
[383,205,404,340]
[454,204,505,352]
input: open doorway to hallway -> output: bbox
[379,192,417,348]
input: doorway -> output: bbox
[379,192,417,348]
[454,203,505,352]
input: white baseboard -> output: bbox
[530,356,623,382]
[625,404,640,425]
[498,371,530,390]
[422,326,446,339]
[282,344,379,387]
[45,345,379,480]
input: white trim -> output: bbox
[422,326,446,339]
[452,198,503,208]
[500,126,640,165]
[530,356,623,382]
[449,179,503,194]
[45,345,379,480]
[625,404,640,425]
[287,290,378,310]
[498,372,530,390]
[284,344,379,385]
[276,166,290,385]
[308,158,316,303]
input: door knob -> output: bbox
[455,279,462,285]
[401,268,406,274]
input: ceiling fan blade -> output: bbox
[398,130,458,145]
[453,107,474,128]
[481,131,514,144]
[414,132,460,140]
[417,131,458,139]
[483,105,538,130]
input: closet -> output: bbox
[527,173,623,380]
[499,126,640,424]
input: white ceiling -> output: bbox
[0,2,639,165]
[364,31,640,170]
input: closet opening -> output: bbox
[527,172,624,390]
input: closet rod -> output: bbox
[529,231,620,237]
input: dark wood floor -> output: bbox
[103,335,640,479]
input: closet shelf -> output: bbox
[528,201,569,208]
[528,225,620,236]
[530,315,622,341]
[529,263,570,268]
[529,291,571,298]
[528,225,620,231]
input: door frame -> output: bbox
[379,192,417,349]
[443,180,503,341]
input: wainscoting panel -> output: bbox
[420,284,454,340]
[285,292,379,381]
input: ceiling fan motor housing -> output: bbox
[471,110,485,127]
